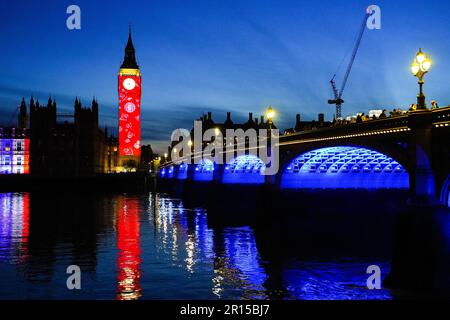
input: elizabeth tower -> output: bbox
[118,29,141,167]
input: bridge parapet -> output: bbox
[280,106,450,144]
[281,114,411,143]
[432,106,450,127]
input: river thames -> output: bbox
[0,191,449,300]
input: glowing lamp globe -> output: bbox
[411,63,420,76]
[416,51,426,64]
[421,59,431,72]
[266,106,275,121]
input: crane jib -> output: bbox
[338,13,371,97]
[329,12,371,118]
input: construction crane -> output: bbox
[328,11,371,119]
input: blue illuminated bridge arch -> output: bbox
[159,165,175,179]
[281,146,409,190]
[193,159,215,181]
[177,163,188,180]
[223,155,265,184]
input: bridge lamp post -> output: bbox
[266,106,275,126]
[411,48,432,110]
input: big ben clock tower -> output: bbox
[118,28,141,169]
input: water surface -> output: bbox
[0,191,448,300]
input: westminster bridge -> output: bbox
[158,107,450,208]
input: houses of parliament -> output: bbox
[0,31,153,176]
[3,95,151,176]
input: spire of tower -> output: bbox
[29,97,35,113]
[74,97,81,112]
[18,97,28,129]
[21,97,26,108]
[92,97,99,127]
[121,27,139,69]
[20,97,27,116]
[92,97,99,111]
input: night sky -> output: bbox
[1,0,449,152]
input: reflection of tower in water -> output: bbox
[116,196,142,300]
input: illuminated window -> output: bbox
[1,138,29,174]
[281,146,409,189]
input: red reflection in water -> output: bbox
[20,193,30,261]
[116,197,142,300]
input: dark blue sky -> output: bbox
[1,0,449,152]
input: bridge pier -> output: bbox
[171,165,179,180]
[213,163,223,183]
[186,164,194,180]
[409,143,435,199]
[265,173,276,185]
[408,111,436,201]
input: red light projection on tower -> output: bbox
[118,74,141,156]
[118,28,141,157]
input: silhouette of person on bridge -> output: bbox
[431,100,439,109]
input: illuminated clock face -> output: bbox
[123,78,136,90]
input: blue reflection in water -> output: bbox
[0,191,419,300]
[193,209,215,261]
[220,227,268,299]
[147,194,267,298]
[282,260,392,300]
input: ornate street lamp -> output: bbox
[265,105,276,124]
[411,48,432,110]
